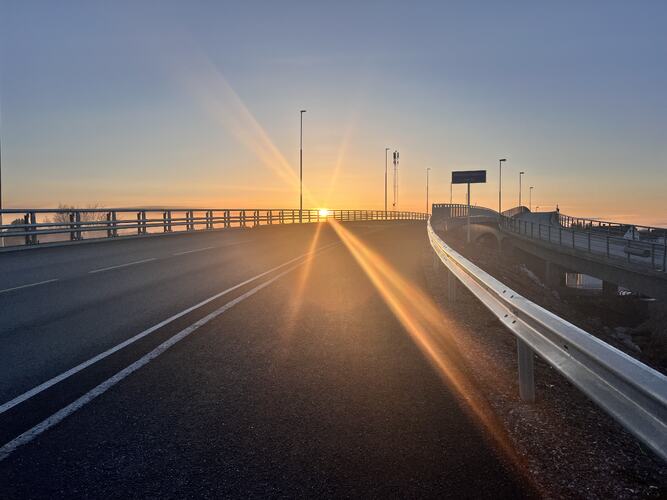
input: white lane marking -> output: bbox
[172,246,215,256]
[0,257,309,462]
[0,279,59,295]
[88,258,157,274]
[0,244,334,416]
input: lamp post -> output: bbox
[426,167,431,214]
[385,147,390,213]
[299,109,306,223]
[498,158,507,215]
[529,186,534,211]
[519,171,525,207]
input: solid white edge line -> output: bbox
[0,242,336,416]
[0,260,307,462]
[0,279,59,295]
[88,258,158,274]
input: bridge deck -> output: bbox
[0,222,529,497]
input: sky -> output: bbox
[1,1,666,225]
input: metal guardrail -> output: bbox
[0,208,428,249]
[428,218,667,462]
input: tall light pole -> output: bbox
[299,109,306,223]
[384,147,390,212]
[392,150,399,209]
[529,186,534,211]
[426,167,431,214]
[498,158,507,215]
[519,171,525,207]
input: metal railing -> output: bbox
[433,203,667,273]
[0,208,428,249]
[500,214,667,272]
[428,218,667,461]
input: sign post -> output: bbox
[451,170,487,243]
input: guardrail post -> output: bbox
[517,339,535,402]
[447,269,457,303]
[137,212,142,235]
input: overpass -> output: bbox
[432,203,667,301]
[0,206,665,497]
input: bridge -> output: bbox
[0,206,665,497]
[432,203,667,301]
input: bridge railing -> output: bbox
[0,208,428,249]
[500,215,667,272]
[428,218,667,462]
[433,203,667,272]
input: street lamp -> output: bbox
[519,171,525,207]
[385,147,390,212]
[498,158,507,214]
[529,186,534,211]
[426,167,431,214]
[299,109,306,223]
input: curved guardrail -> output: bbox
[0,208,428,249]
[428,218,667,461]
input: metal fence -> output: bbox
[428,218,667,462]
[432,203,667,273]
[0,208,428,249]
[500,214,667,272]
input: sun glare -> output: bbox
[318,208,330,217]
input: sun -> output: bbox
[318,208,330,217]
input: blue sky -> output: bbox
[1,1,666,224]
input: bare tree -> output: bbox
[49,203,107,225]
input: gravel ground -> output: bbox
[421,240,666,499]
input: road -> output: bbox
[0,222,533,497]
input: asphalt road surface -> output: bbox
[0,222,533,498]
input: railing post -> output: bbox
[107,212,113,238]
[447,269,457,303]
[517,339,536,402]
[68,212,76,241]
[137,212,142,235]
[112,211,118,237]
[606,236,610,257]
[24,213,30,245]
